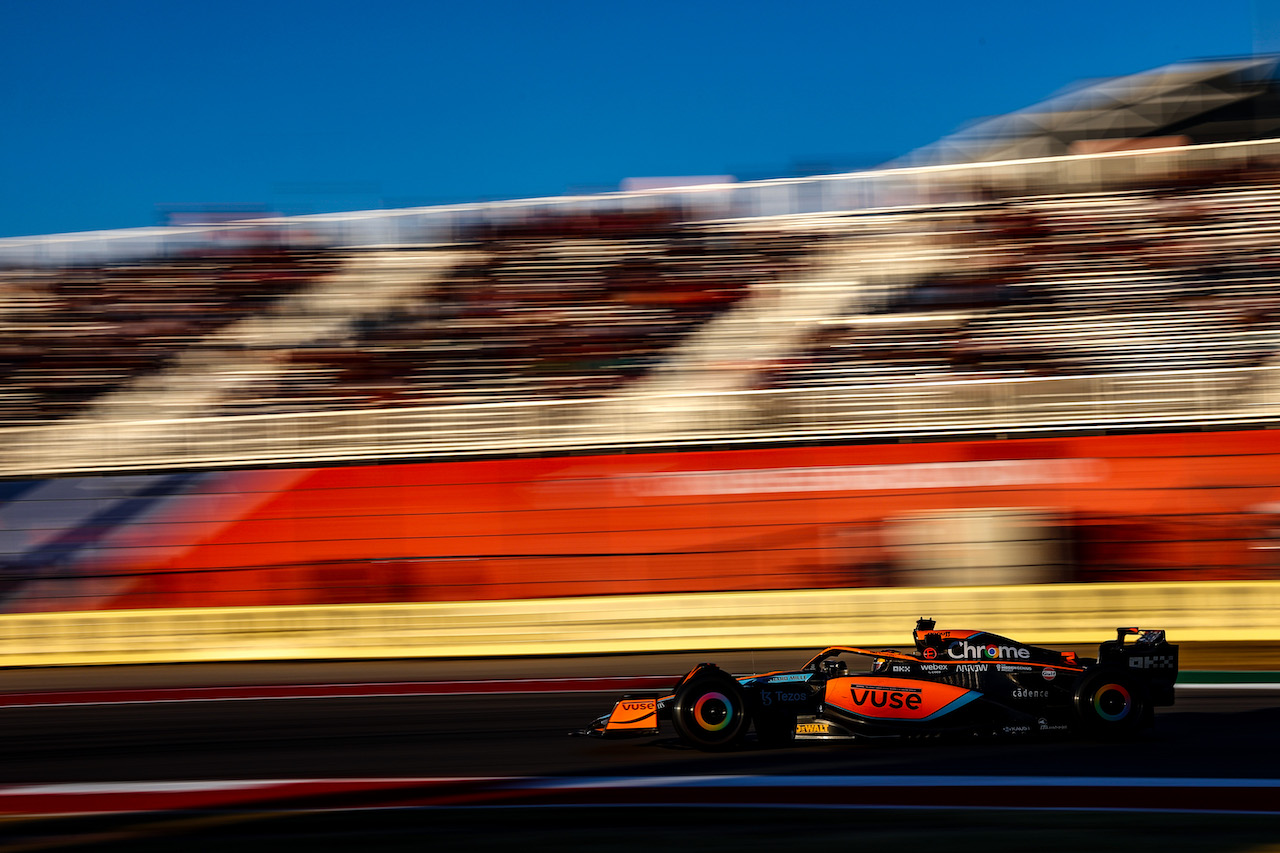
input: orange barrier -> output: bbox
[5,429,1279,613]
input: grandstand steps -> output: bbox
[585,226,939,437]
[2,248,469,465]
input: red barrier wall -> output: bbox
[9,430,1249,611]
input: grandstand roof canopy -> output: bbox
[897,55,1280,166]
[10,55,1280,268]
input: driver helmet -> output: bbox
[872,650,899,673]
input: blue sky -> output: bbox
[0,0,1265,238]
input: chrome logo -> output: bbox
[693,692,733,731]
[946,640,1031,660]
[1092,683,1132,721]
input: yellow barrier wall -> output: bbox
[2,581,1278,667]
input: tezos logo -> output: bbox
[761,690,807,705]
[946,640,1031,661]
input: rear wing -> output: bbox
[1098,627,1179,705]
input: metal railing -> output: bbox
[1,365,1274,476]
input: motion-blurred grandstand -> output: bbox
[4,57,1280,611]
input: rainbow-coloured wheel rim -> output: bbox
[1092,683,1132,722]
[693,692,733,731]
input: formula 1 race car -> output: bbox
[580,619,1179,750]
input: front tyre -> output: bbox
[670,667,750,751]
[1073,670,1146,739]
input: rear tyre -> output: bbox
[670,667,750,751]
[1073,670,1146,739]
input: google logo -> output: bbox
[693,692,734,731]
[1092,683,1133,721]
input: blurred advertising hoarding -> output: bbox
[0,429,1276,613]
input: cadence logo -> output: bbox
[947,640,1031,660]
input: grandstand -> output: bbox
[3,135,1280,475]
[3,57,1280,612]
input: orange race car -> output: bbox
[580,619,1179,751]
